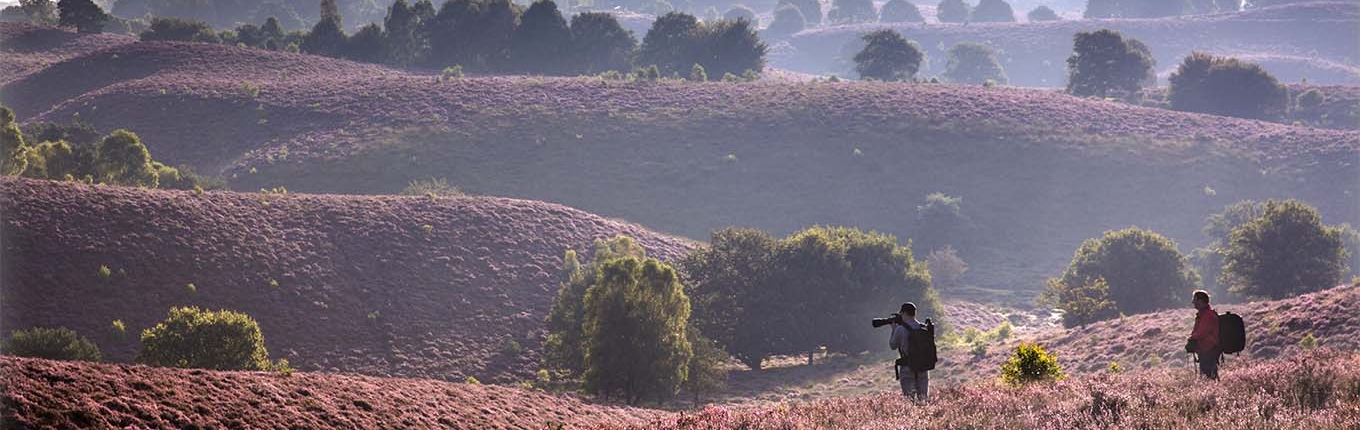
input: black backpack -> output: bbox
[1218,312,1245,355]
[905,322,937,372]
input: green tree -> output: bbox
[637,12,701,77]
[582,257,693,405]
[19,0,59,25]
[936,0,970,22]
[853,29,924,81]
[914,192,966,252]
[944,42,1007,84]
[766,5,806,38]
[1065,29,1153,97]
[724,4,757,26]
[544,236,647,377]
[681,329,728,401]
[1056,227,1200,318]
[1000,343,1064,386]
[1168,52,1287,120]
[344,22,387,63]
[302,0,348,58]
[1222,200,1347,299]
[383,0,436,66]
[58,0,108,33]
[1041,277,1118,327]
[695,18,766,80]
[568,12,636,74]
[969,0,1015,22]
[138,306,271,370]
[879,0,924,22]
[1027,5,1059,21]
[1,105,30,176]
[140,17,221,43]
[776,0,820,25]
[95,129,158,188]
[3,327,101,362]
[682,228,780,369]
[509,0,571,74]
[827,0,875,23]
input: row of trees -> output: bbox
[1043,199,1353,327]
[1,105,215,190]
[851,30,1006,84]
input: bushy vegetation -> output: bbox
[400,177,464,196]
[58,0,108,33]
[936,0,970,23]
[777,0,821,25]
[582,256,693,404]
[139,16,221,42]
[1027,5,1059,21]
[683,226,941,370]
[1000,342,1064,386]
[879,0,924,22]
[544,236,647,378]
[828,0,876,24]
[925,245,967,289]
[765,5,806,38]
[138,306,272,371]
[1168,52,1287,120]
[723,4,757,26]
[1221,199,1348,299]
[853,29,924,82]
[943,42,1007,85]
[2,327,101,362]
[0,0,58,25]
[969,0,1016,22]
[914,192,967,253]
[1065,29,1153,97]
[637,12,767,80]
[1042,227,1199,326]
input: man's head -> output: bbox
[900,302,917,317]
[1192,290,1211,310]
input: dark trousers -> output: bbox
[1197,349,1221,380]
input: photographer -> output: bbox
[887,302,933,400]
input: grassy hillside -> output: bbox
[0,177,693,382]
[0,357,661,429]
[3,22,1357,299]
[779,1,1360,86]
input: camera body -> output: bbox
[871,313,904,328]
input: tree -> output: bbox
[568,12,636,74]
[344,22,387,63]
[944,42,1007,84]
[724,4,756,26]
[1065,29,1153,97]
[1,105,29,176]
[18,0,58,25]
[765,4,806,38]
[544,236,647,377]
[1056,227,1200,317]
[969,0,1015,22]
[1027,5,1059,21]
[777,0,820,25]
[582,257,692,405]
[681,329,728,401]
[879,0,924,22]
[302,0,347,58]
[694,18,766,79]
[508,0,571,74]
[936,0,970,22]
[828,0,876,23]
[1041,277,1118,327]
[914,192,967,252]
[1192,200,1266,302]
[3,327,101,362]
[58,0,108,33]
[1221,200,1347,299]
[682,228,780,369]
[1168,52,1287,120]
[95,129,158,188]
[138,307,272,370]
[140,17,220,43]
[637,12,700,77]
[853,29,924,81]
[383,0,436,66]
[925,245,967,289]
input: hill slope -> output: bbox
[0,177,693,382]
[0,357,661,429]
[779,1,1360,86]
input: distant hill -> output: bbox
[0,177,693,382]
[777,1,1360,86]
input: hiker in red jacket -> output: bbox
[1188,290,1221,380]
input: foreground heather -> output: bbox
[622,350,1360,429]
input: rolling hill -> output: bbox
[0,176,693,382]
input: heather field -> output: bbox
[780,1,1360,86]
[0,177,693,383]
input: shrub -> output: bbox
[3,327,101,361]
[1222,199,1347,299]
[1300,333,1318,350]
[344,23,387,63]
[925,245,967,289]
[944,42,1007,84]
[138,306,271,370]
[441,65,464,80]
[777,0,821,25]
[1,105,29,176]
[509,0,572,74]
[569,12,636,74]
[1169,52,1287,120]
[1027,5,1059,21]
[140,17,220,43]
[724,4,757,26]
[57,0,108,33]
[853,29,924,81]
[936,0,970,22]
[1053,227,1199,318]
[879,0,924,22]
[1066,29,1153,97]
[828,0,876,23]
[1042,276,1119,327]
[544,237,648,377]
[914,192,966,253]
[682,330,728,401]
[696,18,767,80]
[401,177,464,196]
[638,12,701,77]
[689,63,708,82]
[969,0,1015,22]
[95,129,158,188]
[1108,361,1123,373]
[1296,88,1324,112]
[582,256,693,404]
[1000,343,1064,386]
[465,375,481,384]
[766,5,806,38]
[111,319,127,337]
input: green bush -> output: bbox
[58,0,109,33]
[1169,52,1287,120]
[582,256,693,405]
[925,245,967,289]
[544,236,648,377]
[1042,276,1118,327]
[969,0,1016,22]
[1027,5,1060,21]
[138,306,271,370]
[915,192,967,253]
[828,0,875,23]
[3,327,101,362]
[724,4,757,26]
[777,0,821,25]
[140,17,220,43]
[569,12,637,75]
[1221,199,1347,299]
[944,42,1007,85]
[1052,227,1199,318]
[1296,88,1325,112]
[1066,29,1154,97]
[853,29,924,82]
[1001,342,1064,386]
[401,177,464,196]
[766,5,806,38]
[936,0,970,22]
[879,0,924,23]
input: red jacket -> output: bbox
[1190,306,1220,353]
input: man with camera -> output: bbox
[883,302,935,400]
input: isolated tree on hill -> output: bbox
[853,29,924,81]
[638,12,701,76]
[58,0,108,33]
[139,307,272,370]
[544,236,647,377]
[95,129,158,188]
[944,42,1007,84]
[344,22,387,63]
[1168,52,1287,120]
[695,18,767,79]
[777,0,821,25]
[1222,200,1347,299]
[582,257,693,405]
[969,0,1015,22]
[880,0,925,22]
[765,4,806,38]
[724,4,757,26]
[828,0,876,23]
[568,12,637,74]
[302,0,348,58]
[509,0,571,74]
[936,0,970,22]
[1065,29,1153,97]
[1027,5,1059,21]
[1052,227,1200,318]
